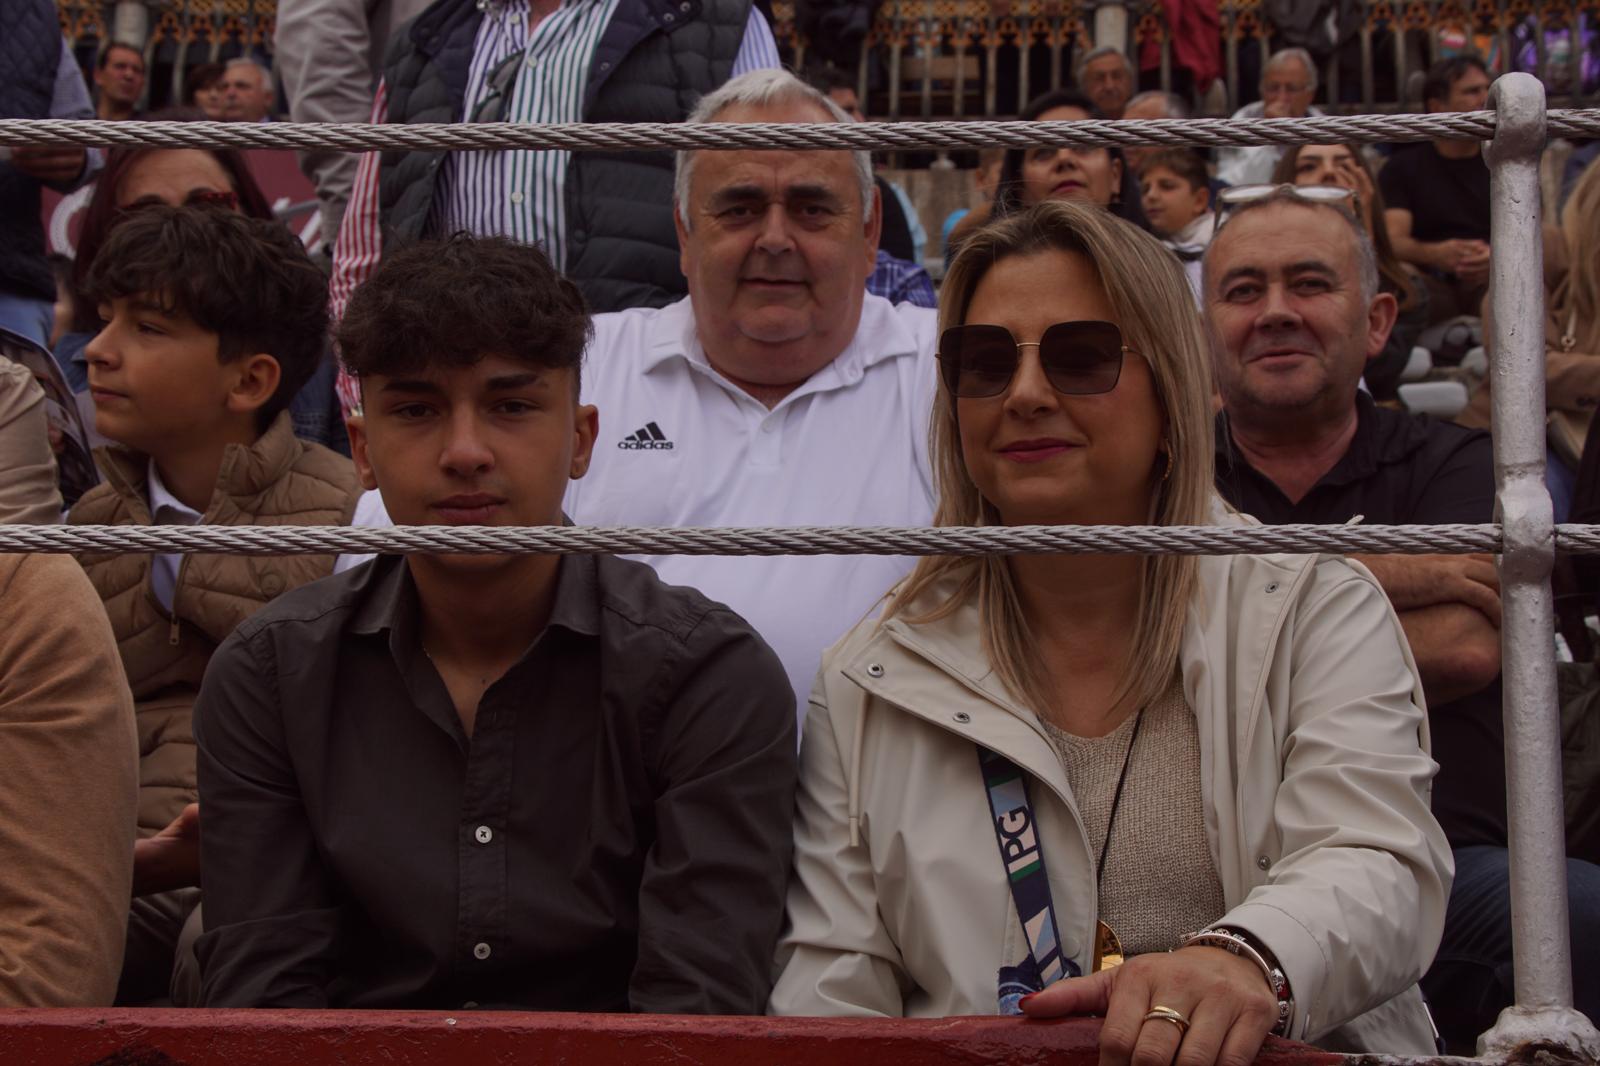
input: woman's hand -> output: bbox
[1020,947,1278,1066]
[1333,156,1378,232]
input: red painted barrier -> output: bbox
[0,1010,1348,1066]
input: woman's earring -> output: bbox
[1161,442,1175,482]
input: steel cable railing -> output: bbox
[3,109,1600,154]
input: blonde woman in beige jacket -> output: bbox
[770,200,1453,1062]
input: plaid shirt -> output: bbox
[865,249,936,308]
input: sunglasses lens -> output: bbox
[1040,321,1124,394]
[940,325,1018,398]
[185,190,239,210]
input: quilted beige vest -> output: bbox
[68,414,362,834]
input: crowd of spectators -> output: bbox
[4,2,1600,1061]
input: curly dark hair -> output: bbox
[83,205,329,431]
[336,234,591,393]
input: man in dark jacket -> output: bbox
[328,0,780,414]
[195,234,797,1011]
[1,0,100,353]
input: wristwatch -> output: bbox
[1177,926,1294,1037]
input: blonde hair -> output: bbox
[1553,158,1600,353]
[887,199,1216,715]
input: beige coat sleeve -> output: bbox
[0,360,62,524]
[0,554,138,1006]
[1220,562,1453,1043]
[769,674,910,1016]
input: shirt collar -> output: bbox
[1216,392,1425,491]
[146,458,204,525]
[347,550,603,643]
[638,292,927,400]
[1169,213,1215,253]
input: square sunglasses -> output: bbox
[936,320,1136,399]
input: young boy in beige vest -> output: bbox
[67,205,364,1004]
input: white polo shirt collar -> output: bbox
[636,294,926,406]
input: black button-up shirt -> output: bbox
[194,553,797,1011]
[1214,395,1508,848]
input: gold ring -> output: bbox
[1144,1005,1191,1035]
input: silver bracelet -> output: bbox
[1177,927,1294,1037]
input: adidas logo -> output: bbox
[618,421,675,450]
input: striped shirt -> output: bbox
[330,1,778,414]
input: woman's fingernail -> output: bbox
[1019,992,1039,1007]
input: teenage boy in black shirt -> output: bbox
[192,235,798,1012]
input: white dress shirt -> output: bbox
[146,460,204,613]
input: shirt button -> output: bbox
[474,825,493,844]
[762,421,777,433]
[1257,855,1272,870]
[473,942,492,960]
[510,190,525,204]
[526,56,537,68]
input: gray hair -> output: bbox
[1126,90,1190,119]
[225,56,275,98]
[1263,47,1318,94]
[1076,45,1134,83]
[674,69,874,230]
[1201,187,1380,304]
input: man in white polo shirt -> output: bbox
[565,69,939,716]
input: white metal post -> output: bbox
[1479,72,1600,1058]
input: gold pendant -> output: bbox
[1093,920,1125,972]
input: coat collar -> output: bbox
[832,522,1324,815]
[95,412,307,524]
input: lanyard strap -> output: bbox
[978,746,1071,988]
[980,710,1144,993]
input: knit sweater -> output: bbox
[1041,672,1226,956]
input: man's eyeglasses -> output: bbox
[937,320,1134,399]
[1261,80,1311,97]
[1212,183,1357,230]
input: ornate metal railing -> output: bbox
[767,0,1598,118]
[56,0,1599,118]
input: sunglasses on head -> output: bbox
[937,320,1133,399]
[1212,183,1357,230]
